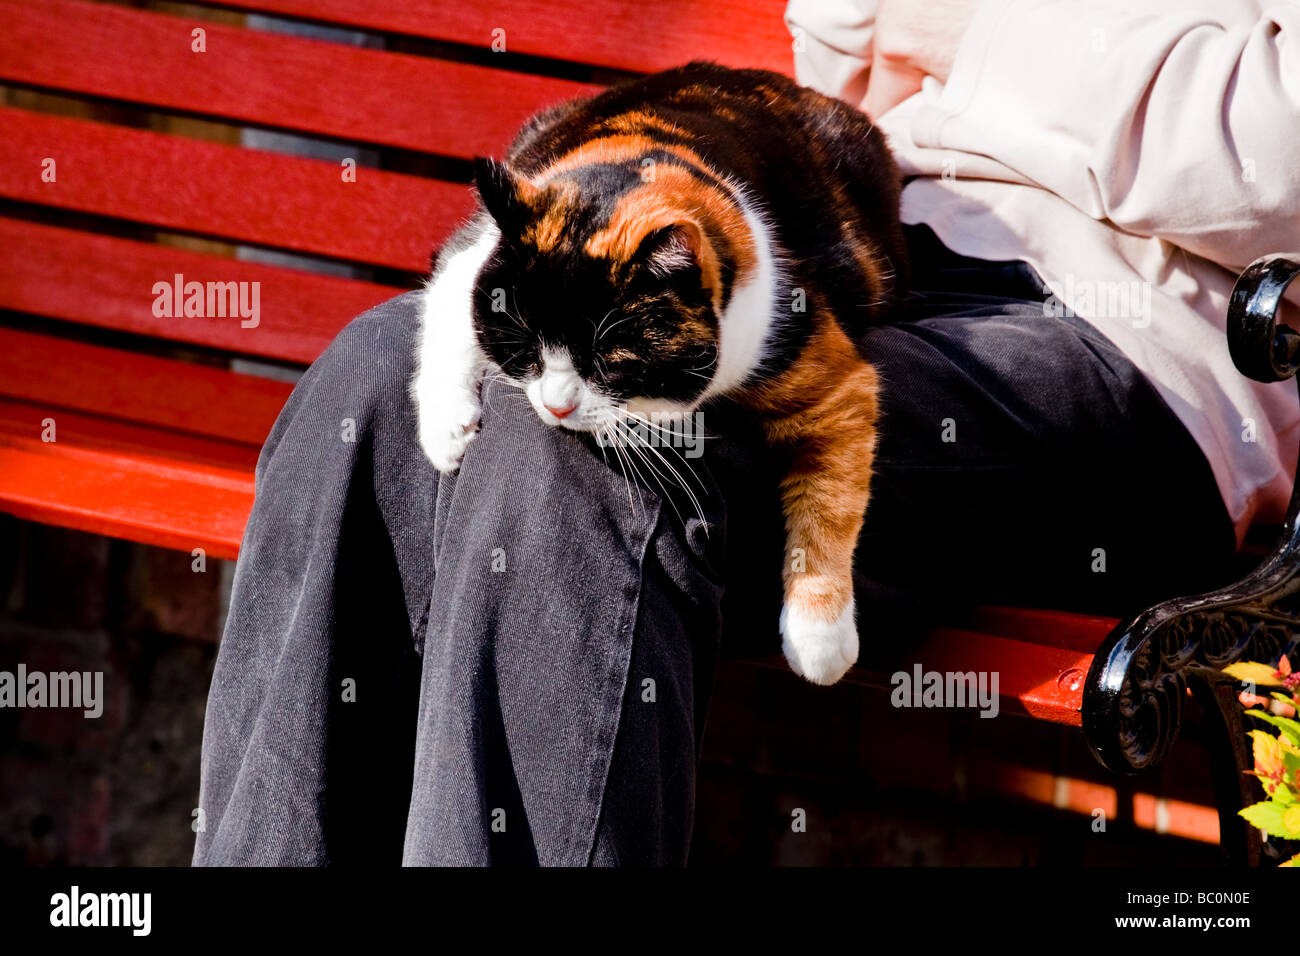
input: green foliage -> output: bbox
[1226,654,1300,866]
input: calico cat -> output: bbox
[413,62,906,685]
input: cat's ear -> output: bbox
[473,157,531,233]
[637,221,703,278]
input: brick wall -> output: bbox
[0,515,224,865]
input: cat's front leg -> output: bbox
[412,222,500,473]
[763,358,879,686]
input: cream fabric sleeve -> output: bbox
[785,0,878,107]
[787,0,1300,271]
[908,0,1300,272]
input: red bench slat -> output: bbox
[0,106,472,272]
[0,397,255,560]
[758,627,1093,726]
[918,628,1091,725]
[0,0,600,160]
[0,327,291,447]
[186,0,794,76]
[966,605,1119,652]
[0,217,400,365]
[0,397,260,483]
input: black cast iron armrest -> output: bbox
[1082,254,1300,864]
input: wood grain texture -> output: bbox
[0,0,600,159]
[0,217,402,364]
[185,0,795,75]
[0,106,473,270]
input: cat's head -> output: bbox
[469,156,737,433]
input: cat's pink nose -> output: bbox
[545,401,578,419]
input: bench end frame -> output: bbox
[1082,254,1300,863]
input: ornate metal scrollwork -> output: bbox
[1084,255,1300,776]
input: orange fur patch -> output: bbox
[582,165,755,314]
[746,311,880,623]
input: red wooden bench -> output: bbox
[2,0,1294,864]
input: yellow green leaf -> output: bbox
[1244,710,1300,747]
[1251,729,1286,779]
[1225,662,1287,686]
[1241,801,1293,838]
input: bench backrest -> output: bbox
[0,0,792,374]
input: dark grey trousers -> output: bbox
[192,226,1236,866]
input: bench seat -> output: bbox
[759,607,1117,727]
[0,326,286,558]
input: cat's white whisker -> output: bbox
[603,421,643,516]
[611,410,708,498]
[614,407,717,449]
[613,417,709,532]
[615,432,648,517]
[591,307,620,345]
[610,418,684,525]
[594,313,636,345]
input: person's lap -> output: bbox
[194,226,1238,865]
[405,231,1236,860]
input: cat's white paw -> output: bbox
[412,214,499,474]
[780,598,858,686]
[418,388,482,473]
